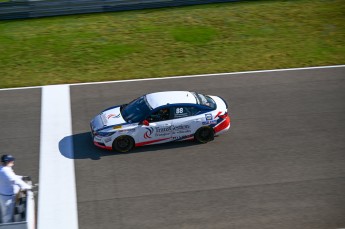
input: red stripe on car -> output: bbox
[135,138,171,147]
[213,115,231,133]
[214,111,222,119]
[94,141,112,150]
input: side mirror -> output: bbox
[142,120,149,126]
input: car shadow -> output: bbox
[59,132,197,160]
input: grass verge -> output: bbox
[0,0,344,88]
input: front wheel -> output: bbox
[112,136,134,153]
[194,126,214,144]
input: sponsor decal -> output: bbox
[113,125,122,129]
[172,125,191,134]
[205,114,213,120]
[173,125,190,131]
[107,114,121,119]
[144,127,154,139]
[156,125,191,136]
[202,120,217,125]
[156,126,172,133]
[155,126,171,137]
[145,125,191,138]
[155,132,171,137]
[172,134,193,140]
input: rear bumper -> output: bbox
[214,115,230,135]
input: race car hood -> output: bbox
[101,107,126,127]
[91,106,126,131]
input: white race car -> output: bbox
[90,91,230,152]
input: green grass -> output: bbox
[171,26,217,44]
[0,0,344,88]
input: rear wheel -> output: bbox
[112,136,134,153]
[194,126,214,144]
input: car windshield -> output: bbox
[192,92,216,109]
[121,96,152,123]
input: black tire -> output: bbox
[194,126,214,144]
[112,136,134,153]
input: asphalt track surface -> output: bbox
[1,66,345,229]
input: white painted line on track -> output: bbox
[38,85,78,229]
[69,64,345,87]
[0,65,344,91]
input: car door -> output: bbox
[171,106,200,140]
[136,107,173,145]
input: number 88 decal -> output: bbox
[176,108,183,114]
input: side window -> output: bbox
[173,106,199,119]
[147,108,171,122]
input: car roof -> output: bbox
[146,91,197,109]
